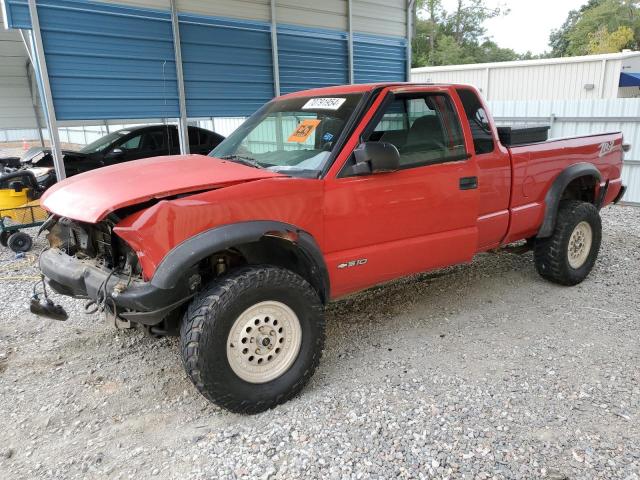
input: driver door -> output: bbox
[323,89,480,297]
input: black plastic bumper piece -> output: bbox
[39,249,193,325]
[613,185,627,204]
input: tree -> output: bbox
[412,0,520,67]
[588,25,635,53]
[549,0,603,56]
[440,0,504,45]
[550,0,640,57]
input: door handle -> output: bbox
[459,176,478,190]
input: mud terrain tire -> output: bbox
[534,200,602,286]
[180,265,325,414]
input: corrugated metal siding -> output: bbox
[95,0,395,35]
[5,0,180,121]
[96,0,169,10]
[276,0,347,31]
[487,61,607,101]
[2,0,31,29]
[411,55,640,101]
[179,14,273,117]
[353,32,406,83]
[178,0,269,22]
[352,0,406,38]
[488,98,640,204]
[277,25,348,94]
[621,162,640,205]
[0,7,42,129]
[619,86,640,98]
[2,0,408,120]
[412,67,487,92]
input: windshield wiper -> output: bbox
[219,155,264,169]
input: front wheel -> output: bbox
[534,200,602,285]
[180,266,325,414]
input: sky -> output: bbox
[439,0,587,54]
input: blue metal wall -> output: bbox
[4,0,179,120]
[3,0,408,122]
[179,14,273,117]
[354,33,406,84]
[277,25,349,95]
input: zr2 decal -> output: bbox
[337,259,368,269]
[599,141,614,157]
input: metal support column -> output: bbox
[170,0,189,154]
[27,0,65,180]
[20,31,45,148]
[270,0,281,97]
[406,0,415,82]
[25,63,45,148]
[347,0,354,84]
[599,59,607,99]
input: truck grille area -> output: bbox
[47,217,141,277]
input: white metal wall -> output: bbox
[488,98,640,204]
[96,0,406,36]
[0,8,41,130]
[412,53,640,101]
[353,0,406,37]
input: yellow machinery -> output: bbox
[0,171,47,252]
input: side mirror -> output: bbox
[105,147,124,160]
[351,141,400,175]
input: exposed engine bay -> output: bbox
[46,216,143,280]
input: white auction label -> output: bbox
[302,98,347,111]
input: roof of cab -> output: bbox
[277,82,473,100]
[278,83,409,99]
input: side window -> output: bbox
[367,94,467,169]
[118,134,142,151]
[456,89,495,155]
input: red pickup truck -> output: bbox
[37,83,626,413]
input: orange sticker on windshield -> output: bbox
[288,119,321,143]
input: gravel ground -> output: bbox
[0,206,638,480]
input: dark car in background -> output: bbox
[5,125,224,189]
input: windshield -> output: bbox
[210,94,364,176]
[79,130,130,154]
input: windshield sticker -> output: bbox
[302,98,347,111]
[322,132,334,142]
[288,119,321,143]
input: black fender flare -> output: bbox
[537,162,601,238]
[150,221,330,302]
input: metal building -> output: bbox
[411,52,640,101]
[1,0,413,178]
[0,6,43,139]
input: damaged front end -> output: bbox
[39,216,196,333]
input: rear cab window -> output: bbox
[456,88,495,155]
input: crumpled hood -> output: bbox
[41,155,282,223]
[20,147,84,164]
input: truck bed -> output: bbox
[503,132,624,244]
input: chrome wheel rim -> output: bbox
[226,301,302,384]
[568,221,593,269]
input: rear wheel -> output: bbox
[534,200,601,285]
[7,231,33,253]
[0,231,9,247]
[180,266,325,414]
